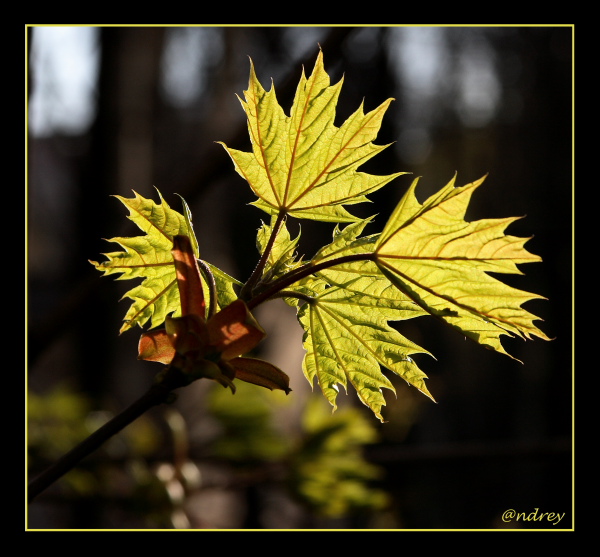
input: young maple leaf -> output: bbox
[374,174,551,359]
[90,189,239,333]
[218,50,406,223]
[138,235,291,395]
[297,274,432,422]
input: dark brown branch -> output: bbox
[28,366,189,503]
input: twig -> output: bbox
[28,366,188,503]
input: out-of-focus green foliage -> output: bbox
[207,381,292,464]
[29,383,390,524]
[287,396,388,517]
[28,385,94,460]
[208,383,389,518]
[28,385,161,464]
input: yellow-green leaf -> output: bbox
[90,190,240,333]
[255,215,303,284]
[313,219,381,284]
[297,275,433,422]
[375,174,550,359]
[219,50,405,222]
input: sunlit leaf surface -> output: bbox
[375,174,550,359]
[219,50,405,222]
[90,190,239,333]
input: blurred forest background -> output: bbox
[26,25,573,530]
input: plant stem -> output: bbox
[197,259,218,319]
[27,366,189,503]
[247,252,377,310]
[28,252,376,502]
[239,210,287,301]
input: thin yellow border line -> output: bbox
[24,23,574,532]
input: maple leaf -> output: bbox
[273,220,429,423]
[218,50,405,223]
[296,274,432,422]
[278,172,549,420]
[374,174,550,359]
[90,190,240,333]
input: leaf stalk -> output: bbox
[247,252,377,310]
[240,210,287,300]
[197,259,218,319]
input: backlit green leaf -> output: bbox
[375,174,550,359]
[219,50,405,222]
[90,190,240,333]
[296,275,432,422]
[313,219,380,284]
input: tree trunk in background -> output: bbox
[69,28,162,399]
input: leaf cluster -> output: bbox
[91,50,548,422]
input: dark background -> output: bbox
[26,25,573,530]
